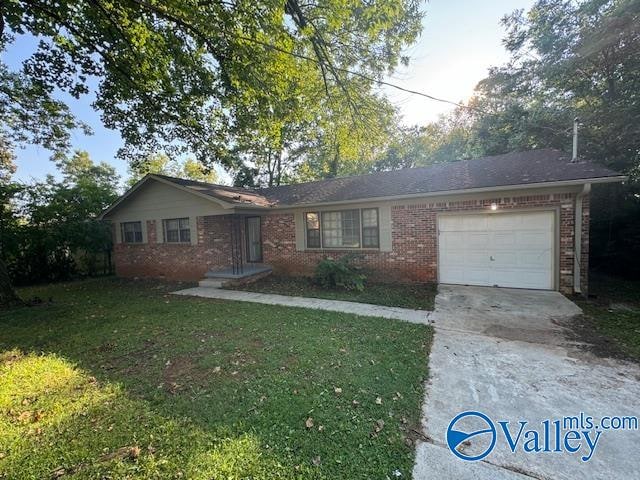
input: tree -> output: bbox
[5,151,120,285]
[2,0,422,167]
[293,90,399,181]
[0,142,21,306]
[127,153,218,186]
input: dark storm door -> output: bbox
[246,216,262,262]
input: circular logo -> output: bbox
[446,411,496,461]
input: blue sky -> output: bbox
[8,0,535,184]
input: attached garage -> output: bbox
[438,211,556,290]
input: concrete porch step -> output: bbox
[199,264,273,289]
[198,278,226,288]
[204,264,272,279]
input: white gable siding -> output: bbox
[108,180,226,245]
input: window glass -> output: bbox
[361,209,379,248]
[305,212,320,248]
[340,209,360,247]
[321,210,360,248]
[122,221,143,243]
[164,218,190,243]
[305,208,379,249]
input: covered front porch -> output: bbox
[200,213,272,287]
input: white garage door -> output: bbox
[438,211,555,290]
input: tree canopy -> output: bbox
[2,0,422,169]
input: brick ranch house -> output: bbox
[101,149,625,294]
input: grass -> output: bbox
[573,275,640,361]
[229,276,437,311]
[0,278,431,479]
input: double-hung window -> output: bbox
[163,217,190,243]
[121,221,143,243]
[305,208,379,249]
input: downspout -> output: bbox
[574,183,591,295]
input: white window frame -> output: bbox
[121,221,143,244]
[163,217,191,243]
[304,208,380,249]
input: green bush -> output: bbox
[314,254,366,291]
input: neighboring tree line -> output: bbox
[0,150,222,287]
[0,151,118,286]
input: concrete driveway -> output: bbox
[413,285,640,480]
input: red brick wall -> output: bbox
[112,191,590,293]
[114,215,234,281]
[262,192,589,294]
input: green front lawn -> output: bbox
[574,275,640,361]
[0,278,431,479]
[229,276,437,311]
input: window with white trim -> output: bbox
[121,221,143,243]
[163,217,190,243]
[305,208,379,249]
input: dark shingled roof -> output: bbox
[158,149,623,208]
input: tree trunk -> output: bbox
[0,256,21,307]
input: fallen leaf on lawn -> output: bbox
[374,419,385,433]
[17,411,32,423]
[375,397,383,405]
[311,455,321,466]
[334,387,342,395]
[212,366,221,373]
[305,417,314,429]
[50,467,66,478]
[339,348,347,353]
[318,425,324,432]
[129,446,141,459]
[98,445,141,463]
[352,399,360,407]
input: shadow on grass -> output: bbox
[0,350,296,479]
[0,278,432,479]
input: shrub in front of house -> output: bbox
[314,254,366,291]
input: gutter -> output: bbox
[574,183,591,295]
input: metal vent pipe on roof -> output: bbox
[572,117,579,162]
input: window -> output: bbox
[121,221,143,243]
[305,212,320,248]
[361,208,379,248]
[304,208,379,249]
[163,217,190,243]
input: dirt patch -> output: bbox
[565,314,637,363]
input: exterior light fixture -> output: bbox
[490,203,498,211]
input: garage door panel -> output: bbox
[466,232,490,249]
[438,211,555,290]
[517,231,551,248]
[439,231,466,249]
[492,232,516,248]
[491,269,551,289]
[463,215,489,231]
[518,251,552,269]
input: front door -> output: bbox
[246,216,262,263]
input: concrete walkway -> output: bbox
[172,286,431,324]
